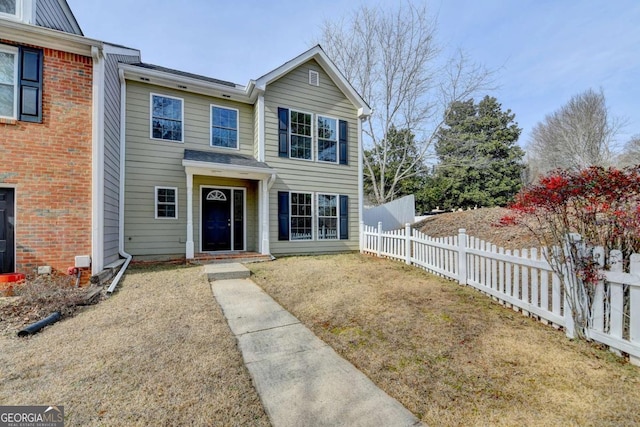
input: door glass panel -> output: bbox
[233,190,244,250]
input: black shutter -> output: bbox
[278,191,290,241]
[18,47,43,123]
[278,108,289,157]
[339,120,348,165]
[339,195,348,240]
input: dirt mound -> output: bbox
[415,207,541,250]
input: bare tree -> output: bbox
[617,135,640,167]
[319,2,493,204]
[527,89,622,181]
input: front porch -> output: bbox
[182,150,276,260]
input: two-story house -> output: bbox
[119,46,371,261]
[0,0,139,282]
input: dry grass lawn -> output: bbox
[250,254,640,426]
[0,264,269,426]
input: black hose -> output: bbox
[17,312,61,337]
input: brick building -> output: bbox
[0,0,139,283]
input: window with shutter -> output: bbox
[0,45,42,122]
[18,47,43,122]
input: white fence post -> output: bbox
[359,221,364,254]
[405,223,412,265]
[458,228,467,285]
[376,221,383,258]
[629,253,640,366]
[591,246,605,331]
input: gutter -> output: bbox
[107,68,133,294]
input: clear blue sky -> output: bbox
[67,0,640,148]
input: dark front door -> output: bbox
[0,189,15,273]
[202,189,232,251]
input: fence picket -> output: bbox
[360,225,640,363]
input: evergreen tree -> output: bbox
[435,96,525,209]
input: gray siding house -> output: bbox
[119,46,371,260]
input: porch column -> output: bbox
[261,176,270,255]
[186,171,194,259]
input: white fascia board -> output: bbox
[254,45,372,118]
[0,18,101,55]
[103,43,140,58]
[120,63,254,104]
[182,160,276,180]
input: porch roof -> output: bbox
[182,149,276,180]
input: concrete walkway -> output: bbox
[210,274,422,427]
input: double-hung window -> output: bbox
[151,94,183,142]
[0,0,17,17]
[278,191,348,241]
[278,107,348,165]
[289,110,312,160]
[290,192,313,240]
[0,44,42,122]
[155,187,177,219]
[317,116,337,163]
[211,105,238,149]
[0,45,17,119]
[317,194,338,239]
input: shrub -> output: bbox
[504,166,640,338]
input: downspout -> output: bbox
[358,115,365,247]
[91,46,105,275]
[107,68,132,294]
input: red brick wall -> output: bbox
[0,42,93,283]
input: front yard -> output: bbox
[250,254,640,426]
[2,255,639,426]
[0,265,269,426]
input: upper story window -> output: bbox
[211,105,238,149]
[289,110,312,160]
[317,116,337,163]
[0,44,42,122]
[278,107,348,165]
[0,46,17,119]
[0,0,17,16]
[151,93,183,142]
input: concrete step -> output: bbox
[204,263,250,281]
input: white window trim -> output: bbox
[317,193,340,240]
[289,191,314,241]
[317,115,339,164]
[210,103,240,150]
[155,186,178,220]
[0,0,20,20]
[149,92,184,143]
[0,44,18,120]
[289,109,314,162]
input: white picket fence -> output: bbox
[360,222,640,366]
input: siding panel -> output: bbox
[35,0,81,34]
[103,52,140,266]
[263,59,360,255]
[124,82,258,256]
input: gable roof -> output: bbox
[121,45,371,118]
[255,45,371,118]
